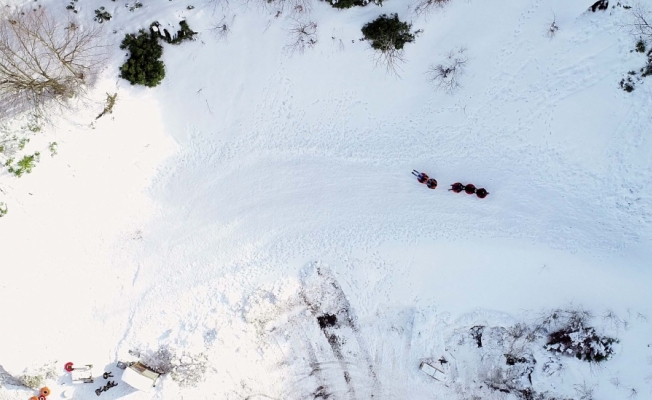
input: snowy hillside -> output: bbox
[1,0,651,398]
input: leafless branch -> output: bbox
[426,46,468,93]
[628,4,652,40]
[249,0,312,14]
[371,46,406,77]
[412,0,450,17]
[205,0,230,14]
[0,7,109,121]
[209,15,235,41]
[546,12,559,38]
[285,18,317,55]
[574,381,595,400]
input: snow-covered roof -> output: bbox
[121,363,159,392]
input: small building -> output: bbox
[121,362,160,391]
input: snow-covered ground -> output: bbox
[1,0,652,398]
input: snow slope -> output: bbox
[1,0,651,398]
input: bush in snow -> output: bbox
[619,40,652,92]
[151,21,197,45]
[361,14,416,75]
[412,0,450,16]
[285,19,318,54]
[362,14,415,52]
[93,7,112,23]
[209,15,234,42]
[6,151,40,177]
[324,0,381,9]
[544,319,617,362]
[138,346,209,387]
[119,29,165,87]
[13,362,58,389]
[96,93,118,120]
[546,13,559,38]
[629,5,652,41]
[0,201,7,217]
[427,46,468,94]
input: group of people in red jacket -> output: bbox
[412,170,489,199]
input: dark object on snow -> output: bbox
[476,188,489,198]
[411,170,429,184]
[545,322,617,362]
[95,380,118,396]
[116,361,128,370]
[464,184,476,194]
[589,0,608,12]
[102,372,114,379]
[426,178,438,189]
[449,182,465,193]
[469,325,484,348]
[317,314,338,329]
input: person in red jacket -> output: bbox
[426,178,438,189]
[464,184,476,194]
[476,188,489,198]
[449,182,465,193]
[411,170,429,184]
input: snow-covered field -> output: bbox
[1,0,651,398]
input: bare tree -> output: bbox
[285,19,317,55]
[412,0,450,17]
[209,15,235,41]
[247,0,311,14]
[573,381,595,400]
[0,7,109,120]
[629,4,652,40]
[426,46,468,93]
[546,12,559,38]
[371,45,406,77]
[205,0,230,14]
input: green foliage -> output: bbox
[620,77,635,92]
[325,0,380,9]
[49,142,58,157]
[152,21,198,45]
[7,152,40,177]
[642,49,652,77]
[361,14,415,52]
[0,201,7,217]
[94,7,112,23]
[635,38,646,53]
[119,30,166,87]
[18,138,29,150]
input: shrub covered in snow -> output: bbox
[427,46,468,93]
[138,346,209,387]
[8,362,58,389]
[544,320,617,362]
[151,21,197,45]
[119,30,165,87]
